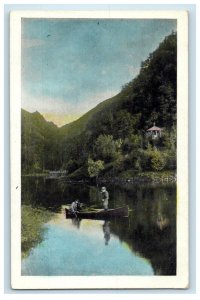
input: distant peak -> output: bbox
[31,111,46,122]
[33,110,41,115]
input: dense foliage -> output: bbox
[22,32,177,178]
[21,109,60,173]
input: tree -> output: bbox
[113,111,140,139]
[88,158,104,181]
[123,134,142,152]
[163,125,176,151]
[94,134,120,162]
[151,151,167,171]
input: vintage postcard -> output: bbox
[10,10,188,289]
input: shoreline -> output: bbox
[22,170,176,184]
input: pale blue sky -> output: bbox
[21,18,176,126]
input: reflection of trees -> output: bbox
[110,188,176,275]
[129,224,176,275]
[22,177,91,212]
[22,178,176,275]
[22,177,62,212]
[156,214,169,230]
[149,189,170,230]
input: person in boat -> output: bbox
[76,200,82,211]
[100,187,109,211]
[70,200,80,215]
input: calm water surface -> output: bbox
[21,177,176,276]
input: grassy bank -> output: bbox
[21,205,54,258]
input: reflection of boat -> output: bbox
[65,206,129,220]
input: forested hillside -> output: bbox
[22,32,177,179]
[21,109,60,173]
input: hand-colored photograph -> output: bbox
[10,10,188,289]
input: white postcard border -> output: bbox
[10,10,188,289]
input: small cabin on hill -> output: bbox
[146,124,163,139]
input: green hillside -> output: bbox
[22,32,177,179]
[59,93,123,139]
[21,109,60,173]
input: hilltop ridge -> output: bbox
[22,32,177,179]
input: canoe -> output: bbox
[65,205,129,220]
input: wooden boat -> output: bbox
[65,205,129,220]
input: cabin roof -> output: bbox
[147,126,162,131]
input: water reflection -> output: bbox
[22,216,154,276]
[156,214,169,230]
[103,220,111,246]
[71,218,81,229]
[21,177,176,275]
[70,217,111,246]
[153,194,170,230]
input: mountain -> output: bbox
[59,32,177,176]
[22,32,177,177]
[21,109,60,173]
[60,32,176,139]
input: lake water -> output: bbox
[21,177,176,276]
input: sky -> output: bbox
[22,18,176,126]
